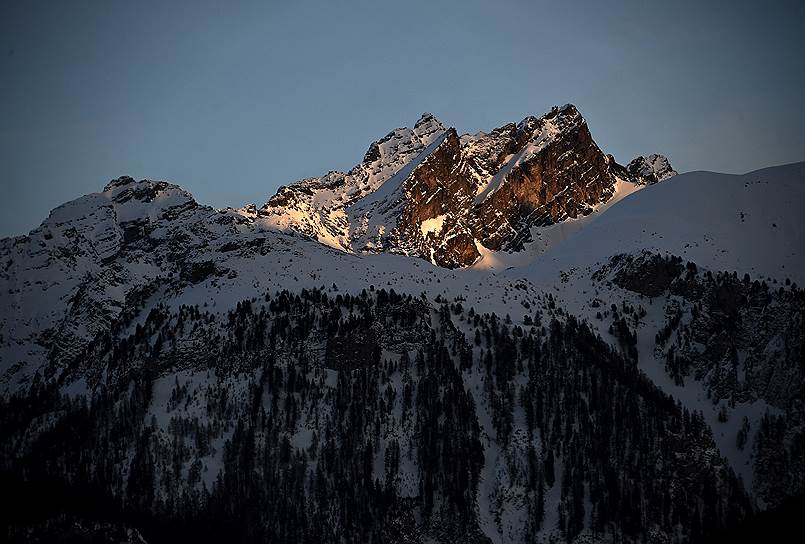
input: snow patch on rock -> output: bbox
[420,214,446,237]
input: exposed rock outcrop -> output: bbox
[627,154,677,184]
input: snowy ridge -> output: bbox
[258,112,447,249]
[519,162,805,283]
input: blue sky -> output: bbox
[1,0,803,237]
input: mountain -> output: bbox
[260,105,671,267]
[1,105,803,544]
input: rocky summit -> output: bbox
[260,104,675,267]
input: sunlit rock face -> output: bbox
[261,104,674,267]
[472,105,624,252]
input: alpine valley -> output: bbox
[2,104,803,543]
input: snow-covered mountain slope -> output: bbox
[520,161,805,285]
[0,172,517,395]
[0,175,358,393]
[492,161,805,508]
[258,113,447,250]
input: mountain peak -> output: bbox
[627,154,677,184]
[415,112,439,126]
[545,103,583,124]
[413,112,446,141]
[102,175,137,192]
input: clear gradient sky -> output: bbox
[1,0,803,237]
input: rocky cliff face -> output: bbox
[261,105,675,267]
[350,128,481,268]
[472,105,622,251]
